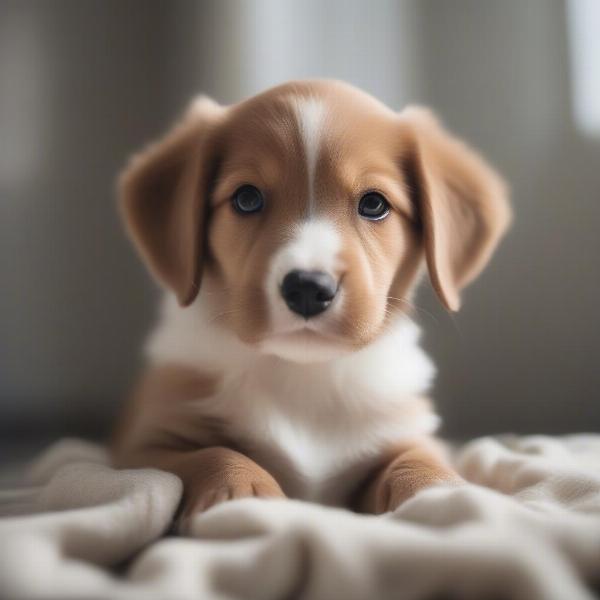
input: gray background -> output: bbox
[1,0,599,452]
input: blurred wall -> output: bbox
[415,0,600,435]
[0,1,171,435]
[1,0,599,441]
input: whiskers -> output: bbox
[385,295,439,326]
[201,283,446,343]
[208,306,242,326]
[203,285,266,327]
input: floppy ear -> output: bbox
[118,97,225,306]
[399,107,511,311]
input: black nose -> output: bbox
[281,270,338,318]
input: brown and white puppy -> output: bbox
[111,80,510,527]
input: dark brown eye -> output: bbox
[358,192,390,221]
[232,185,264,214]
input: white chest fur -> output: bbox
[146,295,439,502]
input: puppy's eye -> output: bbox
[232,185,264,214]
[358,192,390,221]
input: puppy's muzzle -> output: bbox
[281,270,338,319]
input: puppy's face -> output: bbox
[120,81,510,362]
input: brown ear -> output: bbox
[400,107,511,311]
[118,97,225,306]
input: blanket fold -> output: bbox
[1,435,599,600]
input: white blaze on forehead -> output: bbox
[290,96,327,215]
[272,220,342,278]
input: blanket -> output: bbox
[1,435,599,600]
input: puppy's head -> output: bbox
[120,81,510,362]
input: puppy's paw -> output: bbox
[178,472,285,535]
[189,477,285,514]
[182,452,286,521]
[370,455,462,514]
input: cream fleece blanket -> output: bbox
[1,435,599,600]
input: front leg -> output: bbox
[116,446,286,525]
[167,446,286,517]
[110,367,286,524]
[357,438,462,514]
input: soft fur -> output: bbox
[111,80,510,527]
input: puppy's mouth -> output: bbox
[259,317,352,363]
[267,322,344,343]
[271,287,346,341]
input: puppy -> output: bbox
[111,80,510,527]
